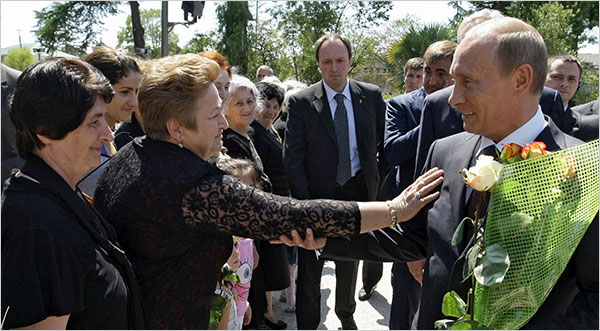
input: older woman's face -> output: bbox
[40,98,113,181]
[214,68,231,102]
[181,84,229,159]
[225,88,256,132]
[106,71,141,127]
[256,97,281,129]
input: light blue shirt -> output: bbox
[322,79,361,177]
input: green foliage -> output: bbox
[268,1,392,84]
[34,1,120,55]
[464,1,599,53]
[473,243,510,287]
[247,18,288,80]
[117,9,179,58]
[216,1,252,75]
[441,291,467,318]
[385,23,454,91]
[573,63,599,106]
[182,32,218,54]
[3,47,36,71]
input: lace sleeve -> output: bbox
[182,174,361,240]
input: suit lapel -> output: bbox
[535,116,568,151]
[350,80,369,156]
[313,81,337,144]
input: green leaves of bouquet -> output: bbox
[209,264,240,329]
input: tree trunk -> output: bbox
[129,1,146,57]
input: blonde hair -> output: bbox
[138,54,220,141]
[457,9,504,42]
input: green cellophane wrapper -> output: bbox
[473,140,599,329]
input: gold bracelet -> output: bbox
[386,200,398,228]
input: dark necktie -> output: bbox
[464,144,499,239]
[334,93,352,186]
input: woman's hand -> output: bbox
[393,168,444,222]
[271,229,327,250]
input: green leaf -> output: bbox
[449,319,489,330]
[451,218,468,247]
[221,264,240,283]
[441,291,467,318]
[434,319,456,330]
[463,244,481,282]
[473,243,510,287]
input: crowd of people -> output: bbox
[1,7,598,331]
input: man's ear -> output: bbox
[166,119,183,143]
[36,134,52,145]
[514,63,533,94]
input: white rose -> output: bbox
[460,155,503,192]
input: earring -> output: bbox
[178,140,184,148]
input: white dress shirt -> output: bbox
[323,80,361,177]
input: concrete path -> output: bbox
[272,261,394,330]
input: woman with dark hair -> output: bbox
[93,54,443,329]
[251,81,290,328]
[79,46,142,197]
[1,58,144,329]
[83,46,142,153]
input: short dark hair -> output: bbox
[256,81,285,106]
[10,57,114,158]
[548,53,583,79]
[314,33,352,62]
[83,46,141,85]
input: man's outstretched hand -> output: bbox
[270,228,327,250]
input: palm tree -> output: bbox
[385,22,454,91]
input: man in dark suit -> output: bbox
[414,85,565,179]
[382,40,456,329]
[284,17,598,330]
[545,54,598,142]
[283,33,386,330]
[1,64,24,185]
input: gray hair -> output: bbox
[256,65,274,76]
[224,75,263,116]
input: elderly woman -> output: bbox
[250,81,290,328]
[1,58,144,329]
[93,54,443,329]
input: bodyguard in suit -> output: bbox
[285,17,598,330]
[1,64,24,185]
[383,40,456,330]
[283,33,386,330]
[545,54,599,142]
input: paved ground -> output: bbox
[272,261,394,330]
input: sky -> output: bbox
[1,1,598,53]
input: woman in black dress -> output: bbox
[93,54,444,329]
[251,81,292,328]
[1,58,144,329]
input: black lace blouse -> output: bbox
[93,137,361,329]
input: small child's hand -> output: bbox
[243,306,252,325]
[226,245,239,272]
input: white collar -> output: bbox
[479,106,547,153]
[323,79,351,103]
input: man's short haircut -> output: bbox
[457,9,505,42]
[138,54,220,141]
[256,81,285,107]
[224,75,262,116]
[10,58,114,158]
[314,33,352,62]
[403,57,424,73]
[83,46,141,85]
[199,51,232,78]
[465,17,547,97]
[548,54,583,79]
[423,40,457,64]
[256,65,274,76]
